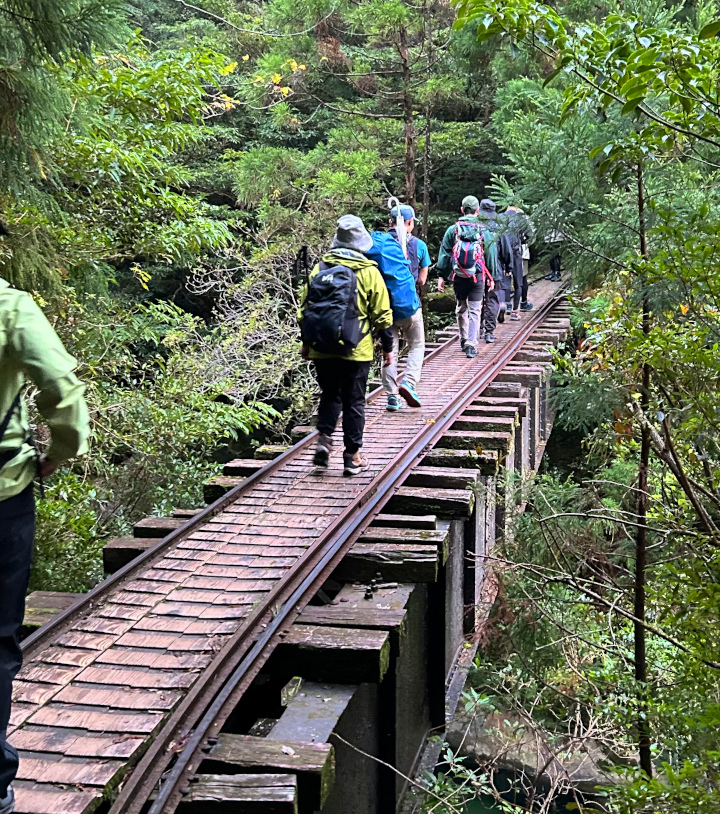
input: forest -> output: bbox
[1,0,718,811]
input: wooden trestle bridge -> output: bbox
[12,278,570,814]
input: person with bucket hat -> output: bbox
[436,195,500,356]
[298,215,394,477]
[376,204,429,411]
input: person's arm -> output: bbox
[417,239,431,288]
[366,267,394,365]
[10,293,90,469]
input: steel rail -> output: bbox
[111,292,565,814]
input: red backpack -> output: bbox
[451,220,490,283]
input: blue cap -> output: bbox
[390,205,415,221]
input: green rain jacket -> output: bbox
[436,215,501,282]
[0,277,90,501]
[298,249,393,362]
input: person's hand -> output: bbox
[487,278,495,291]
[383,351,394,367]
[39,455,60,479]
[300,344,310,360]
[437,278,445,293]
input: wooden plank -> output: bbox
[437,430,513,453]
[462,404,521,419]
[204,476,245,504]
[273,625,390,683]
[222,459,268,476]
[421,448,499,475]
[200,735,334,813]
[255,445,290,460]
[21,592,84,636]
[178,774,297,813]
[371,513,437,529]
[173,508,203,518]
[335,542,438,583]
[133,516,185,538]
[386,486,474,519]
[404,466,478,491]
[103,537,158,573]
[451,415,517,433]
[290,425,314,440]
[13,786,102,814]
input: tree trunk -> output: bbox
[635,161,653,779]
[421,0,433,241]
[398,26,416,209]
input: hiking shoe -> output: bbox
[313,433,333,468]
[464,344,478,358]
[386,394,402,412]
[0,786,14,814]
[343,451,369,477]
[399,380,422,408]
[497,305,506,323]
[520,301,534,311]
[460,338,467,351]
[485,333,497,343]
[510,311,521,321]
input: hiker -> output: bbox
[0,276,90,814]
[298,215,394,477]
[474,199,505,343]
[500,205,534,320]
[436,196,499,357]
[369,205,426,411]
[544,230,564,281]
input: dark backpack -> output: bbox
[301,261,367,355]
[451,220,489,282]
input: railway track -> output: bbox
[12,277,569,814]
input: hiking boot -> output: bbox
[485,333,497,343]
[0,786,14,814]
[343,451,369,477]
[399,380,421,408]
[460,338,467,351]
[313,433,333,468]
[464,344,478,358]
[497,304,506,323]
[510,311,521,321]
[386,394,402,412]
[520,301,534,311]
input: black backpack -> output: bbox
[301,261,367,355]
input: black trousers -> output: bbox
[0,484,34,796]
[314,358,371,454]
[510,263,529,309]
[482,286,500,334]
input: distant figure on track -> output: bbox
[436,195,499,357]
[0,275,90,814]
[370,205,428,411]
[299,216,394,477]
[500,205,534,320]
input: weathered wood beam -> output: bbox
[386,486,474,519]
[133,516,185,538]
[222,459,268,477]
[273,626,390,684]
[199,735,334,814]
[421,448,499,475]
[177,773,298,813]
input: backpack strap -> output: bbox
[0,391,24,469]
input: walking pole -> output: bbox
[387,195,407,258]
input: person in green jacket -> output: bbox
[0,276,90,814]
[436,196,500,356]
[298,215,394,477]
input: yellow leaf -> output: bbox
[242,54,250,61]
[299,64,307,70]
[476,445,483,455]
[289,59,298,71]
[271,72,282,84]
[680,304,689,315]
[220,61,237,75]
[281,86,291,96]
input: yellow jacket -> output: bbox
[298,249,393,362]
